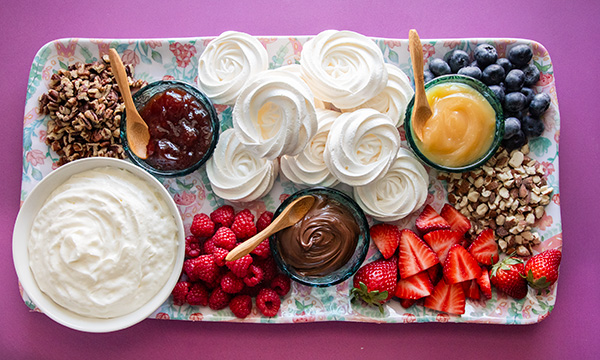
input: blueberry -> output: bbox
[488,85,505,103]
[457,66,482,80]
[474,44,498,68]
[505,69,525,92]
[521,87,535,106]
[508,44,533,67]
[448,50,470,73]
[470,60,480,69]
[429,58,451,77]
[502,130,527,151]
[522,64,541,87]
[521,115,545,138]
[482,64,505,85]
[503,91,527,112]
[529,93,551,117]
[504,117,522,139]
[423,69,435,83]
[496,57,513,74]
[504,110,525,121]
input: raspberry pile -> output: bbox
[172,205,291,318]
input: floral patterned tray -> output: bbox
[19,36,561,324]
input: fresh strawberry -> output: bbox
[229,295,253,319]
[190,213,215,238]
[351,258,398,310]
[424,279,466,315]
[440,204,471,235]
[476,267,492,299]
[415,205,451,234]
[210,205,235,228]
[256,211,273,232]
[399,298,417,309]
[226,253,253,278]
[427,264,443,285]
[443,244,482,284]
[468,229,499,266]
[270,274,291,296]
[423,229,464,264]
[256,288,281,317]
[183,255,220,283]
[186,282,209,306]
[394,271,433,300]
[212,227,237,250]
[490,256,528,299]
[220,272,244,294]
[462,280,481,300]
[243,264,264,287]
[370,223,401,259]
[231,209,257,240]
[524,249,562,291]
[171,281,190,305]
[398,229,439,279]
[208,287,232,310]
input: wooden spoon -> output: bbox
[225,195,316,262]
[108,48,150,159]
[408,29,433,142]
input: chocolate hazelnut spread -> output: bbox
[276,194,360,276]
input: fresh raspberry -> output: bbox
[270,274,291,297]
[212,227,237,250]
[186,282,209,306]
[251,239,271,259]
[220,272,245,294]
[256,211,273,232]
[255,257,279,283]
[202,237,217,255]
[213,247,229,267]
[190,213,215,238]
[256,288,281,317]
[226,254,253,278]
[185,236,201,258]
[172,281,190,305]
[210,205,235,228]
[243,264,264,287]
[202,269,223,290]
[229,295,253,319]
[184,254,219,283]
[208,287,232,310]
[231,209,257,240]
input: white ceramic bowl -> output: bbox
[12,157,185,333]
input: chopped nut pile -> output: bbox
[439,145,554,257]
[38,55,146,166]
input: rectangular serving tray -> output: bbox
[19,36,561,324]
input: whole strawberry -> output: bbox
[351,258,397,311]
[490,256,528,299]
[524,249,562,292]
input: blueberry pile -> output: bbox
[425,44,551,150]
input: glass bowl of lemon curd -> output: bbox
[404,75,504,172]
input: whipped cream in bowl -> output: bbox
[13,158,185,332]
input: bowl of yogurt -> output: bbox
[13,157,185,332]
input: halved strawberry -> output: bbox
[476,267,492,299]
[415,205,451,234]
[443,244,482,284]
[461,280,481,300]
[440,204,471,235]
[424,279,466,315]
[399,298,417,309]
[370,223,401,259]
[423,229,464,264]
[398,229,439,279]
[427,264,443,286]
[468,229,499,266]
[395,271,433,300]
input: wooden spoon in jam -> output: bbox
[409,29,433,142]
[108,48,150,159]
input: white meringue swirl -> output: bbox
[324,108,400,186]
[206,129,278,202]
[300,30,388,109]
[280,108,340,187]
[232,69,318,160]
[342,64,414,127]
[354,148,429,222]
[197,31,269,105]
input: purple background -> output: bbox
[1,0,598,358]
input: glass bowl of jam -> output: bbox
[121,80,219,177]
[270,187,370,287]
[404,75,504,173]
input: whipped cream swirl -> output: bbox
[280,108,340,187]
[197,31,269,105]
[277,64,331,110]
[324,108,400,186]
[354,148,429,222]
[300,30,388,109]
[206,129,278,202]
[232,69,318,160]
[342,64,414,127]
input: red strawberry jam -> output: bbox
[140,87,213,171]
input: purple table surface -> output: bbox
[2,0,599,358]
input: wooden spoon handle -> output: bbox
[409,29,428,107]
[108,49,136,111]
[226,220,281,262]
